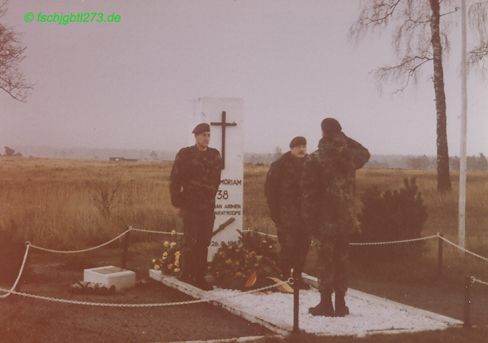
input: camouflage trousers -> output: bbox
[316,234,350,294]
[277,225,311,278]
[180,208,215,282]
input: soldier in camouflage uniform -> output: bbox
[170,123,223,290]
[301,118,370,316]
[265,136,311,288]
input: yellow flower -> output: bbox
[163,252,169,257]
[170,242,177,248]
[175,254,180,267]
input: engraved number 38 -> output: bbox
[216,190,229,200]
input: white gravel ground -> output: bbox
[205,287,462,337]
[149,270,462,337]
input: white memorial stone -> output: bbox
[84,265,136,290]
[190,97,244,260]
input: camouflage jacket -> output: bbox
[169,145,223,211]
[301,133,370,237]
[265,151,306,229]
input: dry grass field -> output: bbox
[0,158,179,248]
[1,157,486,249]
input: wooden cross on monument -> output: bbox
[210,111,237,169]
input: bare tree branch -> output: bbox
[0,0,33,102]
[374,55,433,93]
[349,0,404,42]
[350,0,460,91]
[469,43,488,65]
[468,1,488,67]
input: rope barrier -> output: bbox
[130,227,184,236]
[438,235,488,263]
[0,279,290,308]
[471,277,488,287]
[241,230,278,239]
[0,243,31,299]
[244,230,440,246]
[2,225,487,325]
[349,234,439,246]
[27,227,184,254]
[24,228,488,263]
[28,229,132,254]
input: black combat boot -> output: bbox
[334,291,349,317]
[308,291,334,316]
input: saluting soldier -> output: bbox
[301,118,370,317]
[265,136,311,289]
[169,123,223,290]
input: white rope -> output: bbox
[242,230,439,246]
[0,244,31,299]
[130,227,184,236]
[472,277,488,287]
[349,234,439,246]
[241,230,278,239]
[27,227,183,254]
[0,279,290,308]
[28,229,131,254]
[438,236,488,263]
[23,225,488,264]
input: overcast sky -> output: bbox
[1,0,487,155]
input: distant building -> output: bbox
[109,157,138,162]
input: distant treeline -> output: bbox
[399,154,488,171]
[244,152,488,171]
[3,145,487,171]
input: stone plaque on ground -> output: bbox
[84,265,136,290]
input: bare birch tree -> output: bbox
[350,0,488,192]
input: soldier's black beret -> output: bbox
[321,117,342,134]
[192,123,210,134]
[289,136,307,148]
